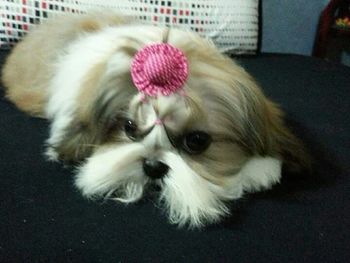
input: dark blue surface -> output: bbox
[1,51,349,262]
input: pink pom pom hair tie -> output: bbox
[154,118,163,125]
[131,43,189,97]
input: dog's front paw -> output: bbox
[44,145,60,162]
[241,157,282,193]
[74,144,148,201]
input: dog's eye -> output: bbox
[182,131,212,154]
[124,119,138,140]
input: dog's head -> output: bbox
[54,28,307,227]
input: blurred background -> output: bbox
[261,0,350,66]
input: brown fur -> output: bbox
[76,62,108,122]
[2,12,128,118]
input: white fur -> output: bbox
[75,143,148,202]
[75,139,281,228]
[241,157,282,192]
[160,152,243,227]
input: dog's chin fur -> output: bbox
[2,13,309,228]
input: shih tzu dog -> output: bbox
[2,13,308,227]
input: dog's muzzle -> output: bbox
[143,158,169,179]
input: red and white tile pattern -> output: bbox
[0,0,258,54]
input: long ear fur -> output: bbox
[52,72,136,162]
[263,100,311,173]
[233,71,311,173]
[51,121,100,162]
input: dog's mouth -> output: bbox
[108,165,166,203]
[105,156,171,203]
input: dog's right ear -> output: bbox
[48,121,99,162]
[50,66,136,163]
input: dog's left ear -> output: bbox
[262,99,311,173]
[232,69,311,173]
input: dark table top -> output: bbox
[1,50,349,262]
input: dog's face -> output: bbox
[76,89,249,226]
[35,27,306,227]
[64,38,283,227]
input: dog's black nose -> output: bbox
[143,159,169,179]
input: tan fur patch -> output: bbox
[78,13,127,32]
[5,90,47,118]
[76,62,107,122]
[79,19,102,32]
[1,12,129,118]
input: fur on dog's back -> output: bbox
[2,12,128,118]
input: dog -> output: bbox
[2,13,309,227]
